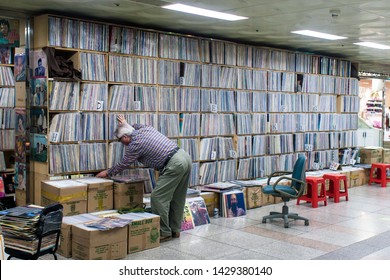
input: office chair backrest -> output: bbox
[291,155,306,192]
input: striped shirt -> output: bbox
[107,124,178,176]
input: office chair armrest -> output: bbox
[272,176,306,199]
[267,171,293,185]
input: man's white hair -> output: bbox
[114,123,135,139]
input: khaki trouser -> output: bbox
[151,149,192,237]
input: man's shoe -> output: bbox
[160,235,172,242]
[172,232,180,238]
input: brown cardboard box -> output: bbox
[72,223,128,260]
[119,212,160,254]
[338,170,351,189]
[113,181,144,209]
[246,186,263,209]
[200,192,217,216]
[72,240,127,260]
[382,149,390,164]
[75,178,114,213]
[42,197,87,216]
[350,169,365,187]
[359,148,382,164]
[58,214,101,258]
[41,180,88,216]
[363,168,371,185]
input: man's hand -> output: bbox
[117,114,127,125]
[96,170,108,178]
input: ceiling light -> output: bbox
[291,30,347,40]
[354,42,390,50]
[162,4,248,21]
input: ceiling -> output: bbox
[2,0,390,76]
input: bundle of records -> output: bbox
[0,205,57,254]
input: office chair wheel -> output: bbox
[305,220,309,226]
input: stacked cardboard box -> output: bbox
[58,214,101,258]
[74,178,114,213]
[119,212,160,254]
[113,180,144,209]
[41,180,88,216]
[72,223,128,260]
[359,147,382,164]
[382,148,390,164]
[199,192,218,216]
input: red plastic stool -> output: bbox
[323,173,349,203]
[369,163,390,188]
[297,177,327,208]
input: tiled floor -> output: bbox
[25,184,390,260]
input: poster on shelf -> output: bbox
[30,108,47,134]
[30,78,47,106]
[0,18,19,47]
[0,46,13,64]
[29,49,47,78]
[15,135,26,163]
[14,53,26,81]
[15,108,26,136]
[31,133,48,162]
[14,162,26,190]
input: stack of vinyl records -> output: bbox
[0,205,56,254]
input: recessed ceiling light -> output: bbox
[354,42,390,50]
[291,30,347,40]
[162,4,248,21]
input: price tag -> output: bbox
[134,101,141,111]
[229,150,237,158]
[50,131,60,143]
[313,162,320,170]
[281,105,287,112]
[210,151,217,160]
[312,105,318,112]
[97,100,104,111]
[271,124,278,132]
[304,144,313,152]
[210,103,218,113]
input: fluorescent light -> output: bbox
[291,30,347,40]
[162,4,248,21]
[354,42,390,50]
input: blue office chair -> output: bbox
[261,155,309,228]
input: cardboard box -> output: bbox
[246,186,263,209]
[350,168,365,187]
[383,148,390,164]
[119,212,160,254]
[200,192,217,216]
[359,147,382,164]
[72,224,128,260]
[58,214,101,258]
[72,240,127,260]
[363,168,371,185]
[75,178,114,213]
[42,197,87,216]
[113,181,144,209]
[41,180,88,216]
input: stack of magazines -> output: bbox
[0,205,56,254]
